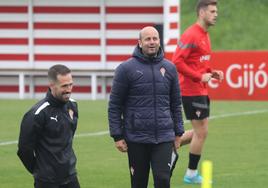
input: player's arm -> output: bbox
[108,64,128,152]
[169,65,184,147]
[17,111,37,174]
[172,37,203,82]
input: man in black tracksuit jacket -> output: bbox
[17,64,80,188]
[108,26,185,188]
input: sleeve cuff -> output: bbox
[175,131,185,137]
[112,135,124,142]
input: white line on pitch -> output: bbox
[1,109,268,147]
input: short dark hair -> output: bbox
[196,0,217,14]
[48,64,71,82]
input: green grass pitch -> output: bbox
[0,99,268,187]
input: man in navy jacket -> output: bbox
[108,26,184,188]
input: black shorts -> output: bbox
[182,96,210,120]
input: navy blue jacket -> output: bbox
[108,45,184,144]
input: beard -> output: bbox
[56,92,71,103]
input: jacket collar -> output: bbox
[46,89,67,107]
[132,45,164,64]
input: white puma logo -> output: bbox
[50,116,58,122]
[136,70,143,75]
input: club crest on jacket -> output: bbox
[160,67,166,77]
[69,109,74,120]
[196,110,201,118]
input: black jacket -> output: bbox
[108,45,184,144]
[17,90,78,183]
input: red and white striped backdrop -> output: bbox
[163,0,180,60]
[0,0,179,70]
[0,0,29,68]
[0,0,180,96]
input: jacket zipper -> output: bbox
[151,64,158,143]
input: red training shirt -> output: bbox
[172,23,213,96]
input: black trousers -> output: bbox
[127,141,173,188]
[34,176,80,188]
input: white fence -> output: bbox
[0,0,180,99]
